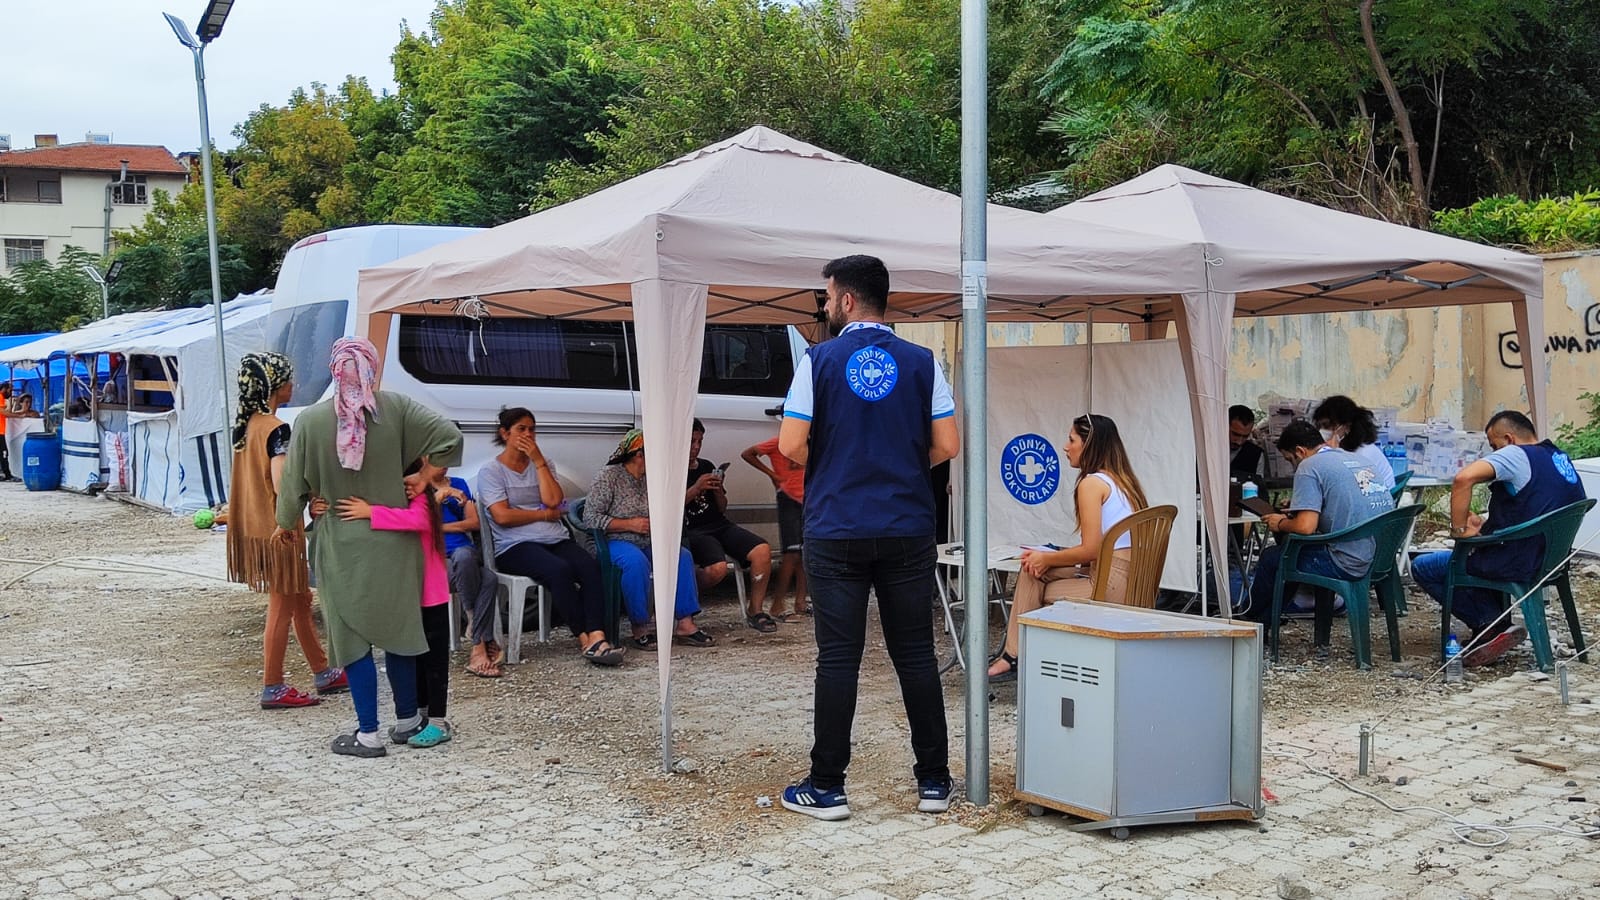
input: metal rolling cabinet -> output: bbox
[1015,601,1264,836]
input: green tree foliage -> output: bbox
[1556,392,1600,460]
[383,0,629,224]
[1432,192,1600,252]
[0,247,100,333]
[107,185,209,312]
[1039,0,1563,224]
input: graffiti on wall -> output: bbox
[1498,303,1600,369]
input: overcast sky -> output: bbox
[4,0,442,154]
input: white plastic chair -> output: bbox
[477,508,550,664]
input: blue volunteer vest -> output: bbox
[802,325,937,539]
[1470,440,1587,581]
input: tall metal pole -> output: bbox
[191,42,232,432]
[959,0,991,807]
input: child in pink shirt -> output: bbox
[336,457,453,748]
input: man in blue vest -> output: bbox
[1411,410,1588,667]
[776,255,961,822]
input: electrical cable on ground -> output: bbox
[1267,742,1600,848]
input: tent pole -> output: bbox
[959,0,991,807]
[1086,310,1094,414]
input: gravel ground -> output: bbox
[3,484,1599,898]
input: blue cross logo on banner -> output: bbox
[845,346,898,402]
[1000,433,1060,505]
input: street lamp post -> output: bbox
[164,1,235,432]
[81,265,109,320]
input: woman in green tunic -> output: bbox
[275,338,463,758]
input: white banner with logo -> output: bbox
[978,340,1198,592]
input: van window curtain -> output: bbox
[408,318,569,380]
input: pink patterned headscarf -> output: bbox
[330,337,379,470]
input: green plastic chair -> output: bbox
[1441,498,1595,673]
[565,497,624,645]
[1269,504,1425,669]
[1389,470,1413,504]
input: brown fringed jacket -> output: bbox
[227,413,310,595]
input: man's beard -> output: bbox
[826,305,847,337]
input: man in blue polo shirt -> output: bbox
[1411,410,1588,667]
[776,254,961,822]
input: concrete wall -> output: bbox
[897,251,1600,433]
[0,170,188,272]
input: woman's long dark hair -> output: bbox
[1071,414,1149,512]
[1312,395,1378,451]
[404,458,445,558]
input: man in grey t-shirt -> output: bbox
[1244,420,1395,623]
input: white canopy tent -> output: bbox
[357,126,1203,766]
[357,130,1549,770]
[1045,165,1547,609]
[2,293,271,511]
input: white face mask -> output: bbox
[1318,428,1334,443]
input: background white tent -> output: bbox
[357,126,1203,767]
[1,294,271,511]
[1045,165,1547,605]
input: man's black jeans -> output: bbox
[804,535,949,792]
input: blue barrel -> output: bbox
[22,432,62,492]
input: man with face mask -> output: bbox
[775,254,961,821]
[1409,410,1588,666]
[1241,420,1395,629]
[1228,405,1263,480]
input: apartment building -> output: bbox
[0,137,189,274]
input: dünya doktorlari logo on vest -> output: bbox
[1001,433,1061,505]
[1554,450,1580,484]
[845,346,898,401]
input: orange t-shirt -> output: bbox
[754,436,804,503]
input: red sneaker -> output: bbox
[1464,627,1524,668]
[314,668,349,695]
[261,685,321,709]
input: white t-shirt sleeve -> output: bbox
[784,352,815,421]
[476,460,509,508]
[1485,445,1533,494]
[931,358,955,419]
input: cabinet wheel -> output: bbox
[1025,804,1045,818]
[1111,827,1131,841]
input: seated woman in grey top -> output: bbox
[478,407,620,667]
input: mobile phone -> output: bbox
[715,462,732,475]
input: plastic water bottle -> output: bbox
[1444,634,1464,683]
[1241,480,1259,501]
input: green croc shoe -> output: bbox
[407,721,452,748]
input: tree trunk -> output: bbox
[1360,0,1430,226]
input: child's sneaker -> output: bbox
[408,721,452,748]
[314,667,349,695]
[260,684,320,710]
[917,776,953,813]
[781,778,850,821]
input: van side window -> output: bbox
[398,316,631,390]
[267,300,349,403]
[699,326,793,398]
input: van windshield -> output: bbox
[267,300,349,405]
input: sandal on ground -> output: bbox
[746,612,778,633]
[775,612,805,624]
[631,632,659,651]
[582,639,625,667]
[330,731,387,758]
[408,721,453,748]
[988,651,1017,683]
[487,641,505,666]
[675,629,716,648]
[465,658,503,678]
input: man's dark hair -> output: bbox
[1228,404,1254,425]
[821,255,889,314]
[692,418,705,434]
[1485,410,1536,437]
[1276,420,1325,453]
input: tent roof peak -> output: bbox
[662,125,855,169]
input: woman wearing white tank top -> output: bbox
[988,414,1149,681]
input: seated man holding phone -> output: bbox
[1241,420,1395,624]
[685,418,775,631]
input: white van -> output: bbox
[267,224,803,538]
